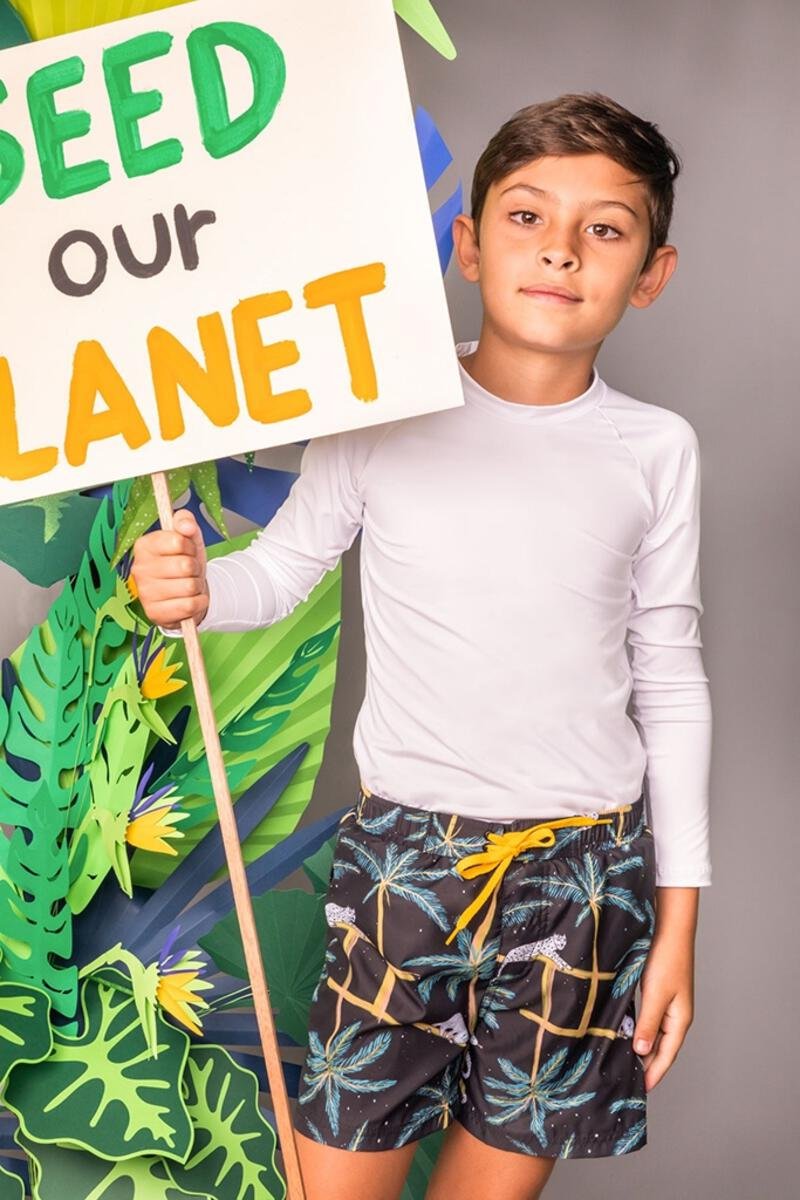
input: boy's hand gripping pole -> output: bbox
[150,472,307,1200]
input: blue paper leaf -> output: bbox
[125,744,310,962]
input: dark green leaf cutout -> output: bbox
[167,1045,286,1200]
[5,974,192,1163]
[200,888,328,1045]
[0,982,52,1086]
[17,1134,207,1200]
[0,1163,24,1200]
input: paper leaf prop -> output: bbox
[400,1129,447,1200]
[16,1136,207,1200]
[132,551,342,888]
[414,105,464,274]
[0,0,28,48]
[393,0,456,59]
[8,1,192,40]
[0,984,52,1087]
[0,492,100,586]
[167,1046,286,1200]
[0,1163,23,1200]
[5,975,192,1162]
[0,781,77,1019]
[199,888,328,1046]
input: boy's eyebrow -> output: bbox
[499,182,641,220]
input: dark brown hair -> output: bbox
[471,92,682,269]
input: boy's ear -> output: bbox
[629,244,678,309]
[452,214,481,282]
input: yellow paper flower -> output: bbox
[126,804,188,855]
[141,646,187,700]
[156,968,213,1036]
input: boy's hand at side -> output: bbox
[633,886,699,1092]
[131,508,210,631]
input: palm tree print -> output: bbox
[612,897,655,997]
[483,1046,596,1149]
[298,1019,397,1137]
[610,1097,646,1153]
[338,835,451,956]
[392,1058,462,1147]
[401,929,500,1003]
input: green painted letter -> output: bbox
[26,56,111,199]
[103,31,183,179]
[186,21,285,161]
[0,80,24,205]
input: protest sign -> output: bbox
[0,0,463,506]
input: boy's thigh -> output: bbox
[294,1129,417,1200]
[426,1120,557,1200]
[461,822,657,1160]
[293,804,471,1152]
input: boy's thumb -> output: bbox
[174,510,204,553]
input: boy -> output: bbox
[133,93,712,1200]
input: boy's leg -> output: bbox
[424,1122,556,1200]
[295,1129,417,1200]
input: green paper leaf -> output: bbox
[0,782,77,1019]
[0,982,52,1086]
[17,1134,207,1200]
[5,975,192,1163]
[167,1045,286,1200]
[0,1163,24,1200]
[199,888,327,1046]
[111,469,190,568]
[393,0,456,59]
[0,491,99,586]
[132,539,342,889]
[190,461,229,539]
[301,835,337,895]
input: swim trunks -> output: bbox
[294,786,656,1159]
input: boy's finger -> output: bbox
[173,509,206,561]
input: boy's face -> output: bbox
[453,152,677,356]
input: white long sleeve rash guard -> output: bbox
[165,341,713,887]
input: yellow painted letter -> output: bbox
[232,290,311,424]
[303,263,385,401]
[0,358,58,481]
[66,340,151,466]
[149,313,239,441]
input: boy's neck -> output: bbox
[459,325,600,407]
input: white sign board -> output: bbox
[0,0,463,505]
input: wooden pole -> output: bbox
[150,471,307,1200]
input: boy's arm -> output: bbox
[158,429,372,636]
[626,420,711,1088]
[627,420,713,889]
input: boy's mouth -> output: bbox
[520,285,582,303]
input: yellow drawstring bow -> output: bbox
[444,815,614,945]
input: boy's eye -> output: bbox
[587,223,621,239]
[509,210,540,225]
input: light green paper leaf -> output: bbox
[17,1134,208,1200]
[4,975,192,1163]
[191,461,229,539]
[393,0,456,59]
[167,1045,286,1200]
[0,982,52,1086]
[132,539,342,888]
[0,1163,23,1200]
[199,889,328,1046]
[111,469,191,568]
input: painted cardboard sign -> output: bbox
[0,0,463,505]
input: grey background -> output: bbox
[1,1,798,1196]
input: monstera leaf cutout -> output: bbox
[4,974,192,1162]
[0,984,52,1087]
[0,1163,23,1200]
[16,1135,206,1200]
[167,1046,286,1200]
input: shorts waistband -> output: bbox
[354,784,647,852]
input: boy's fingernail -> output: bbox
[634,1038,650,1054]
